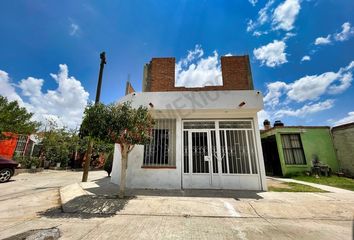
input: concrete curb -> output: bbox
[59,183,88,213]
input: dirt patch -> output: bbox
[267,179,291,189]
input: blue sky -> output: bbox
[0,0,353,128]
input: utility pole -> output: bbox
[82,52,106,182]
[95,52,106,104]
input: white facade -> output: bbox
[111,90,267,190]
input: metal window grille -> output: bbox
[183,120,258,174]
[143,119,176,166]
[281,134,306,165]
[14,135,28,155]
[183,131,189,173]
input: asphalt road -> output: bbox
[0,170,106,239]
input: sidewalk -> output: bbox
[2,172,353,240]
[56,176,354,221]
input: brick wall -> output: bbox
[143,55,254,92]
[125,81,135,95]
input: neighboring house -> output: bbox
[111,55,267,190]
[0,133,19,159]
[0,133,40,159]
[331,122,354,177]
[261,121,338,177]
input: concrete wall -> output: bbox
[261,127,338,176]
[111,118,183,189]
[111,113,268,190]
[111,144,182,189]
[111,90,266,190]
[118,90,263,114]
[332,124,354,177]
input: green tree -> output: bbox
[0,96,39,137]
[79,102,154,198]
[79,103,110,182]
[107,102,154,198]
[41,123,73,167]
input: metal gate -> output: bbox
[182,120,260,189]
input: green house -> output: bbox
[261,125,338,177]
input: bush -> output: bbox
[13,155,40,169]
[104,151,113,176]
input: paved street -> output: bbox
[0,170,353,239]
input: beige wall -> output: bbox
[332,124,354,177]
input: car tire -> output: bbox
[0,168,12,183]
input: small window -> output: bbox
[281,134,306,165]
[143,119,176,166]
[183,121,215,129]
[219,121,252,129]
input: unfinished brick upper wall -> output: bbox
[142,55,254,92]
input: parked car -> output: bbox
[0,157,18,183]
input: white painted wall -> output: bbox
[118,90,263,112]
[110,90,267,191]
[252,115,268,191]
[111,144,181,189]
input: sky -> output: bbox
[0,0,354,129]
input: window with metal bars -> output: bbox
[143,119,176,166]
[281,134,306,165]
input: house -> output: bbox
[0,133,37,159]
[331,122,354,177]
[261,120,338,177]
[111,55,267,190]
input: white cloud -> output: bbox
[288,61,354,101]
[272,0,301,31]
[175,45,222,87]
[287,72,339,102]
[263,61,354,105]
[334,22,354,41]
[69,23,79,36]
[275,99,334,118]
[328,72,352,94]
[333,111,354,126]
[253,40,287,67]
[0,65,89,129]
[282,32,296,41]
[314,35,331,45]
[257,110,270,128]
[248,0,258,7]
[246,0,275,33]
[301,55,311,62]
[0,70,23,104]
[264,81,289,107]
[313,22,354,47]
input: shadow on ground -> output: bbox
[39,195,133,219]
[2,227,60,240]
[84,177,264,200]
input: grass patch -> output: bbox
[293,175,354,191]
[268,182,326,192]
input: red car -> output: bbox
[0,157,18,183]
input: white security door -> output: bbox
[190,131,213,186]
[182,120,261,190]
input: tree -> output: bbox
[107,102,154,198]
[79,103,110,182]
[79,102,154,198]
[0,96,39,137]
[41,123,73,167]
